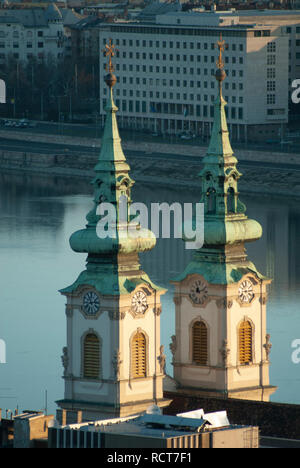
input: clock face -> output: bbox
[238,280,254,304]
[189,280,208,305]
[131,291,148,315]
[83,292,100,316]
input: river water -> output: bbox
[0,170,300,416]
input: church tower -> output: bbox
[170,36,276,402]
[57,41,169,423]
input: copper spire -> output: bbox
[102,38,118,88]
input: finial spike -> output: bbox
[215,33,227,84]
[216,33,227,70]
[102,38,118,74]
[102,38,118,88]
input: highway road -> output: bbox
[2,120,300,154]
[0,135,300,174]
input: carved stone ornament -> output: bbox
[216,298,233,309]
[65,305,74,318]
[169,335,177,363]
[108,310,126,321]
[263,334,272,361]
[157,345,166,375]
[154,305,162,316]
[219,339,230,367]
[61,347,69,377]
[112,351,123,380]
[259,296,267,305]
[173,296,182,306]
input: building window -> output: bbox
[267,42,276,53]
[38,30,43,37]
[267,94,276,105]
[239,321,252,365]
[192,321,208,366]
[83,333,100,379]
[38,42,44,48]
[267,81,275,92]
[206,187,216,214]
[267,68,275,79]
[267,55,276,65]
[227,187,235,213]
[131,331,146,378]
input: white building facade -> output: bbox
[0,5,67,66]
[99,11,289,141]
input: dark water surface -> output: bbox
[0,171,300,416]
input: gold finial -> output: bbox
[102,38,118,74]
[215,33,227,70]
[102,38,118,88]
[215,34,227,83]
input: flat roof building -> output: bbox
[99,9,290,141]
[48,408,259,448]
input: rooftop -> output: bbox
[62,408,233,439]
[0,6,83,27]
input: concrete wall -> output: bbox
[48,425,259,448]
[14,414,54,449]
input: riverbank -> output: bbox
[1,128,300,165]
[0,129,300,197]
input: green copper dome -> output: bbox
[68,85,156,257]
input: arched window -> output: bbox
[239,321,253,364]
[227,187,235,214]
[118,193,128,223]
[192,321,208,366]
[131,331,147,378]
[83,333,100,379]
[206,188,216,214]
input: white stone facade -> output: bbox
[172,272,275,402]
[59,282,167,421]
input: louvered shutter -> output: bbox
[192,321,208,366]
[83,333,100,379]
[239,321,252,364]
[132,332,146,378]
